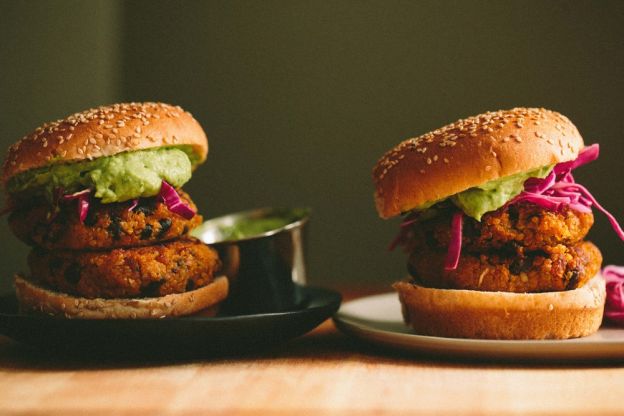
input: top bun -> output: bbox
[372,108,585,219]
[2,102,208,184]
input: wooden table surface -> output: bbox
[1,288,624,416]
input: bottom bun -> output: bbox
[14,274,229,319]
[393,274,605,340]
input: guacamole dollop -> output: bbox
[412,165,554,221]
[8,147,193,203]
[451,165,554,220]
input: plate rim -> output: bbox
[0,286,342,353]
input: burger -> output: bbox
[2,102,227,318]
[373,108,624,339]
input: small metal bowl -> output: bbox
[192,207,310,314]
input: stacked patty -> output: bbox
[406,202,602,293]
[9,193,221,299]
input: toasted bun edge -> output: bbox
[14,274,229,319]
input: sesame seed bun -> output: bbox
[14,274,229,319]
[393,273,605,340]
[2,102,208,185]
[373,108,584,219]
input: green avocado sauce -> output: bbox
[217,217,293,240]
[413,165,554,221]
[7,146,194,203]
[192,208,309,242]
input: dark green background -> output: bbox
[1,1,623,293]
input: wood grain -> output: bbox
[1,309,623,415]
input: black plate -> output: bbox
[0,286,341,358]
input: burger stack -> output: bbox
[2,103,227,318]
[373,108,624,339]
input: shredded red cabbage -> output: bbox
[511,144,624,240]
[62,189,91,223]
[159,181,196,219]
[604,266,624,325]
[127,199,139,212]
[444,211,463,270]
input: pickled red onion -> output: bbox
[444,211,463,270]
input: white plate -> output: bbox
[333,293,624,361]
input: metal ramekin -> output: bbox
[192,207,310,314]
